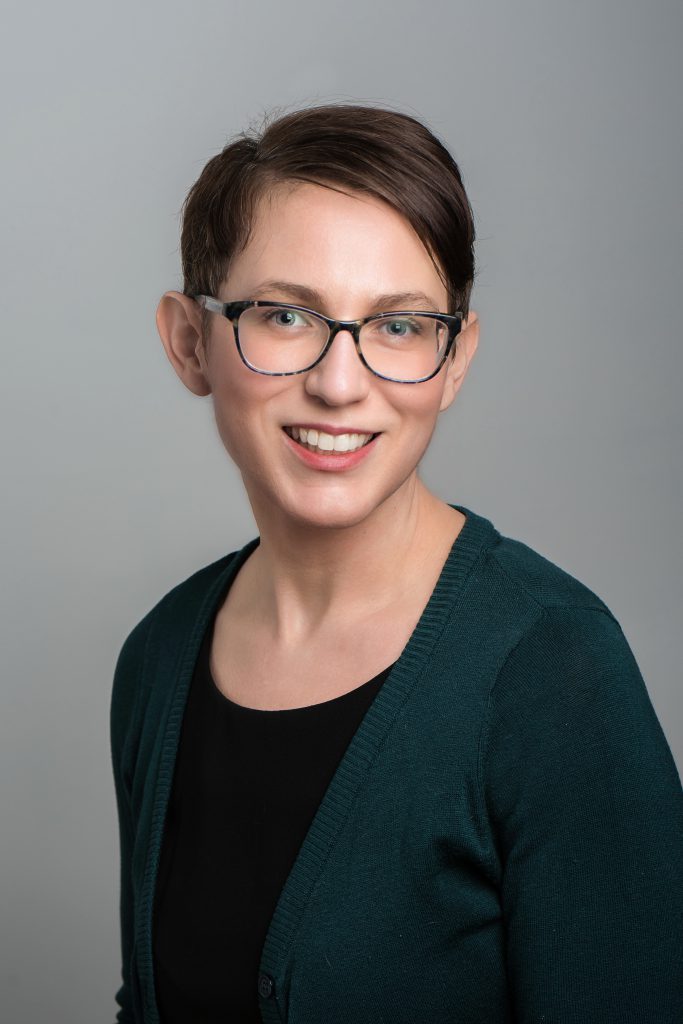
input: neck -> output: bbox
[235,477,463,647]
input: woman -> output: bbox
[110,103,683,1023]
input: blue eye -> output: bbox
[382,317,422,337]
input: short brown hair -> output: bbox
[179,102,476,345]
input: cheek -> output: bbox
[395,383,446,455]
[211,401,245,467]
[208,368,255,463]
[392,379,445,430]
[209,371,289,466]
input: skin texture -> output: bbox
[156,181,479,655]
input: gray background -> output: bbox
[2,0,681,1020]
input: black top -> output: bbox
[152,604,395,1022]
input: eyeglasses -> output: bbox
[193,296,463,384]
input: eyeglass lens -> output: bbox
[236,305,452,381]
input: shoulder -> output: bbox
[117,549,240,658]
[475,517,640,699]
[460,511,655,724]
[482,521,616,620]
[476,528,681,816]
[469,520,676,783]
[109,546,244,731]
[459,510,629,677]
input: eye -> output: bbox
[267,308,307,327]
[379,316,424,337]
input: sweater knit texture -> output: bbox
[109,504,683,1023]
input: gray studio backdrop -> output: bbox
[2,0,681,1021]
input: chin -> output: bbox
[290,495,378,532]
[251,483,387,534]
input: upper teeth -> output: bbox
[286,426,373,452]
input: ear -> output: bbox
[438,310,479,413]
[156,291,212,397]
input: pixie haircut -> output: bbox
[179,103,476,348]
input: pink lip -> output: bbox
[282,426,380,471]
[284,422,379,437]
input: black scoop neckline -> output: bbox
[201,610,398,714]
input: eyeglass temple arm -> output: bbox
[193,295,226,314]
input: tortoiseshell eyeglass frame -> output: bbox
[192,295,464,384]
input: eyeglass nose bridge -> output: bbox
[311,317,373,372]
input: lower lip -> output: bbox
[282,429,380,471]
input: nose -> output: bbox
[303,326,371,404]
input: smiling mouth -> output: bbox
[282,425,378,454]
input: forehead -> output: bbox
[225,181,447,311]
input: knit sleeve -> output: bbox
[481,605,683,1022]
[109,608,157,1024]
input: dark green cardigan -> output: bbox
[110,504,683,1023]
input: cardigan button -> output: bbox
[257,973,274,998]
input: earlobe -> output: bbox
[156,291,212,397]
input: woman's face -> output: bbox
[195,181,478,531]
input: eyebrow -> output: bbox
[247,279,442,314]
